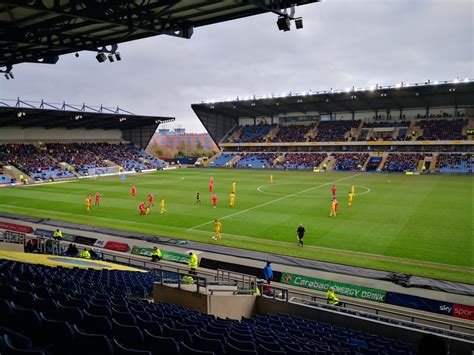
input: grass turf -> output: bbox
[0,169,472,284]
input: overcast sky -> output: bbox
[1,0,473,132]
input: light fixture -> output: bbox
[345,88,351,93]
[277,16,291,31]
[463,77,468,83]
[295,17,303,29]
[108,54,115,62]
[453,77,459,83]
[17,111,26,118]
[96,53,107,63]
[4,72,14,80]
[433,80,439,85]
[75,52,79,58]
[115,52,122,61]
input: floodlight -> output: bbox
[464,78,469,83]
[369,86,375,91]
[295,18,303,29]
[345,88,350,93]
[277,16,291,31]
[115,52,122,61]
[433,80,439,85]
[108,54,115,62]
[96,53,107,63]
[453,78,459,83]
[4,73,9,80]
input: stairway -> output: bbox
[416,159,425,172]
[4,165,32,183]
[361,154,374,170]
[430,153,438,172]
[377,153,389,171]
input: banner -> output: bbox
[280,272,387,303]
[386,292,454,316]
[131,245,189,264]
[74,235,97,246]
[452,304,474,321]
[104,241,129,252]
[0,221,33,234]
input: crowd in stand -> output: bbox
[312,120,360,142]
[238,124,276,143]
[416,119,467,140]
[281,152,327,169]
[436,154,472,173]
[270,124,315,143]
[362,121,410,128]
[0,142,166,180]
[382,153,425,172]
[332,153,369,171]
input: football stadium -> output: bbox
[0,1,473,355]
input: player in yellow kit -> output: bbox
[351,184,355,195]
[229,192,235,207]
[160,198,166,214]
[231,181,236,194]
[86,195,92,212]
[269,174,273,183]
[348,191,354,207]
[329,197,337,217]
[212,219,222,240]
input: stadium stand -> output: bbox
[270,124,316,143]
[0,258,420,355]
[416,119,468,140]
[0,144,75,181]
[332,153,369,171]
[436,154,473,173]
[238,124,276,143]
[382,153,425,172]
[281,152,327,170]
[207,154,237,167]
[236,153,279,169]
[312,120,361,142]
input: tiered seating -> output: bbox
[270,124,315,143]
[0,174,15,184]
[282,153,327,170]
[138,151,167,169]
[236,153,278,169]
[45,143,107,176]
[332,153,369,171]
[0,144,74,181]
[207,154,237,167]
[436,154,473,173]
[238,124,276,143]
[313,120,360,142]
[417,119,467,140]
[382,153,424,172]
[362,121,410,128]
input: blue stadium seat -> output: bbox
[82,310,113,336]
[57,303,84,326]
[35,298,59,317]
[14,290,36,309]
[192,334,225,354]
[89,303,112,318]
[2,335,46,355]
[72,325,113,355]
[112,339,152,355]
[226,342,257,355]
[112,319,145,350]
[112,308,137,326]
[136,316,162,335]
[227,335,255,351]
[198,330,226,344]
[257,340,282,353]
[0,327,33,350]
[180,341,215,355]
[143,331,180,355]
[163,324,193,346]
[37,314,74,354]
[10,306,42,341]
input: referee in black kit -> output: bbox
[297,223,305,247]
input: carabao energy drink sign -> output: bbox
[131,245,189,264]
[281,272,387,303]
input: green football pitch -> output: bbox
[0,169,472,284]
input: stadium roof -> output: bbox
[0,0,318,68]
[191,79,474,144]
[0,99,174,130]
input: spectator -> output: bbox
[188,251,198,276]
[89,249,97,259]
[263,262,273,284]
[326,287,341,306]
[53,228,63,240]
[151,246,162,262]
[80,248,91,259]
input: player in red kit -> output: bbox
[331,184,336,196]
[95,192,101,206]
[211,193,217,208]
[209,177,214,193]
[148,193,154,207]
[131,185,136,198]
[139,202,148,215]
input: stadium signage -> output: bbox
[0,221,33,234]
[131,245,189,264]
[280,272,386,302]
[452,304,474,320]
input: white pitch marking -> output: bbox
[257,183,371,198]
[187,173,361,231]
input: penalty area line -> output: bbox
[187,173,361,231]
